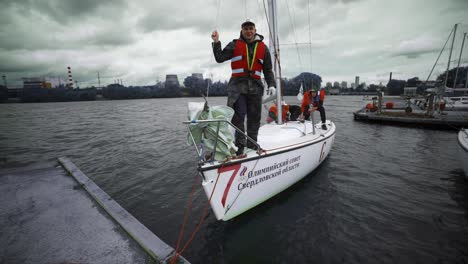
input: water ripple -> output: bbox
[1,96,467,263]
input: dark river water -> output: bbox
[1,96,467,263]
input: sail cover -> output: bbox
[187,102,237,160]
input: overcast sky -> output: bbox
[1,0,467,87]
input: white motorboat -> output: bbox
[458,129,468,178]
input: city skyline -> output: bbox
[1,0,467,88]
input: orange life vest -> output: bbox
[301,90,325,113]
[269,104,289,122]
[231,39,266,80]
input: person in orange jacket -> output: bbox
[301,88,327,130]
[267,103,289,123]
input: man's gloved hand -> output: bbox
[266,87,275,96]
[262,87,276,104]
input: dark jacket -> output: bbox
[212,32,276,107]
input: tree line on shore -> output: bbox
[1,66,466,103]
[77,66,468,99]
[386,66,468,95]
[101,72,323,100]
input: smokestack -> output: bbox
[67,66,74,89]
[389,72,393,82]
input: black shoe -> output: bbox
[236,146,244,156]
[321,124,327,130]
[246,143,259,150]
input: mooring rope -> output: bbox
[170,162,226,264]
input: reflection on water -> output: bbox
[1,96,467,263]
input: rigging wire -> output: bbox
[262,0,283,90]
[425,26,454,83]
[206,0,224,97]
[284,0,304,74]
[214,0,222,30]
[284,0,309,91]
[307,0,312,72]
[245,0,247,19]
[255,0,268,40]
[224,158,261,215]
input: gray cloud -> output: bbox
[138,12,213,33]
[0,0,134,51]
[440,0,468,15]
[392,48,440,59]
[1,0,467,87]
[135,0,242,33]
[1,0,126,24]
[0,52,48,73]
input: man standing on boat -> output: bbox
[211,19,276,155]
[301,88,327,130]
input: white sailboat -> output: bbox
[184,0,336,221]
[458,129,468,179]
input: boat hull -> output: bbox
[200,122,335,221]
[458,129,468,179]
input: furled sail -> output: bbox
[187,102,237,160]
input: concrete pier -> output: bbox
[0,158,189,264]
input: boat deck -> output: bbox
[258,120,332,150]
[0,158,189,264]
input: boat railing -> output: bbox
[183,119,262,163]
[283,110,316,135]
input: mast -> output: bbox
[453,32,466,88]
[267,0,283,124]
[435,23,457,107]
[444,23,458,88]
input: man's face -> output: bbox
[311,91,317,96]
[241,25,256,42]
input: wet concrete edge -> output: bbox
[58,157,189,264]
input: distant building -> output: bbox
[404,87,417,96]
[1,75,7,88]
[341,81,347,89]
[165,74,180,87]
[329,88,340,95]
[355,76,360,88]
[361,82,367,90]
[326,82,332,89]
[351,83,355,89]
[22,77,52,89]
[333,81,340,88]
[424,81,437,88]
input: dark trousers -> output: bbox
[231,94,262,148]
[288,105,302,121]
[304,104,326,123]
